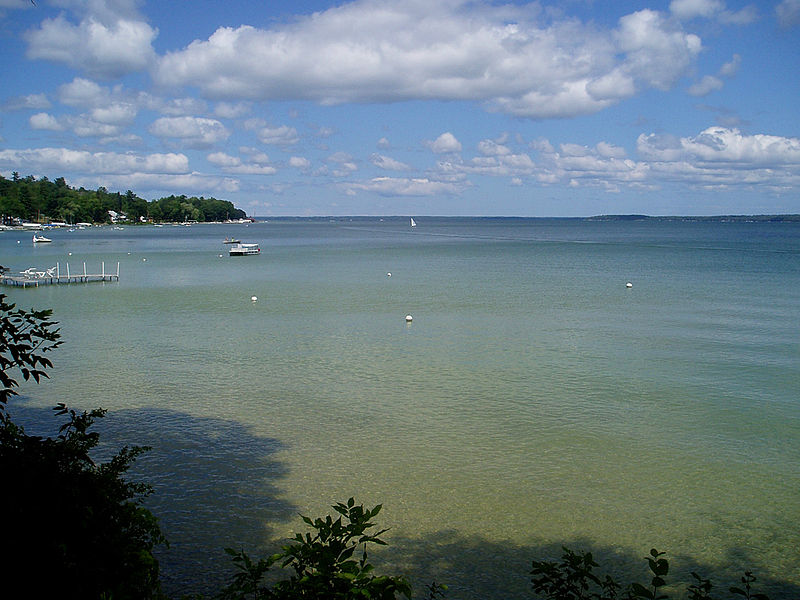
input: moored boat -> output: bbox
[229,242,260,256]
[33,234,52,243]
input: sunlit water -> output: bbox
[4,218,799,598]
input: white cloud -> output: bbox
[30,113,65,131]
[289,156,312,169]
[670,0,724,20]
[688,75,723,96]
[4,93,51,111]
[214,102,251,119]
[153,2,703,119]
[670,0,757,24]
[149,116,230,148]
[207,152,242,168]
[477,140,511,156]
[429,132,462,154]
[636,127,800,188]
[25,14,157,78]
[59,78,109,107]
[596,142,627,159]
[371,154,411,171]
[776,0,800,28]
[256,125,299,146]
[638,127,800,164]
[345,176,465,197]
[688,53,740,96]
[206,151,277,175]
[327,151,357,176]
[719,54,741,77]
[0,147,188,174]
[614,10,701,91]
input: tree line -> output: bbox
[0,172,246,225]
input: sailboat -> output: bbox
[410,217,416,227]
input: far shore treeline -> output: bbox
[0,172,246,225]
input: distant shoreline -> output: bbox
[254,214,800,223]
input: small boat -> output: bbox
[410,217,417,227]
[223,237,241,244]
[229,242,260,256]
[32,234,52,243]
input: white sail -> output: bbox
[410,218,416,227]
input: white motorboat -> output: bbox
[33,234,52,243]
[229,243,260,256]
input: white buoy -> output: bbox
[68,252,72,256]
[626,282,633,288]
[142,258,147,262]
[405,314,413,322]
[387,272,391,277]
[251,296,258,302]
[219,254,223,257]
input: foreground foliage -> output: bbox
[0,292,166,599]
[219,498,414,600]
[530,546,771,600]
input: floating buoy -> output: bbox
[387,272,391,277]
[405,314,413,322]
[142,258,147,262]
[251,296,258,302]
[68,252,72,256]
[626,282,633,288]
[219,254,223,257]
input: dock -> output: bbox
[0,262,120,288]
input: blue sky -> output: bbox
[1,0,798,216]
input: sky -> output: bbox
[0,0,798,217]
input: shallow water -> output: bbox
[4,218,799,598]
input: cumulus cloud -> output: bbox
[149,116,229,148]
[429,132,462,154]
[670,0,757,24]
[327,151,358,176]
[289,156,312,169]
[345,176,465,197]
[670,0,724,20]
[688,75,723,96]
[255,125,299,146]
[688,53,740,96]
[206,151,277,174]
[371,154,411,171]
[25,13,157,78]
[638,127,800,164]
[214,102,251,119]
[30,113,65,131]
[153,1,703,119]
[4,93,51,111]
[0,147,188,174]
[636,127,800,188]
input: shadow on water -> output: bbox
[7,404,799,599]
[382,531,800,600]
[8,403,296,598]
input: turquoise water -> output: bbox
[3,218,799,598]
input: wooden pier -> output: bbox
[1,262,120,288]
